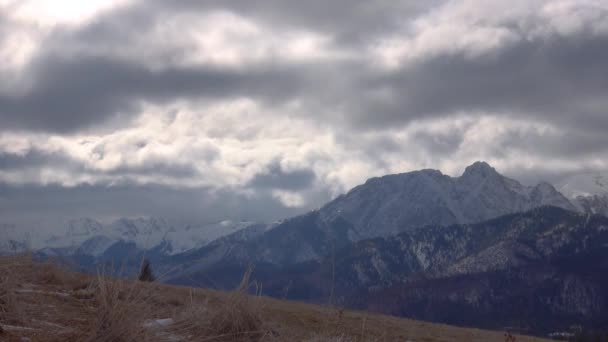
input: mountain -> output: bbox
[558,172,608,216]
[155,162,608,335]
[320,161,575,240]
[14,161,607,335]
[168,206,608,335]
[162,162,576,273]
[0,217,258,256]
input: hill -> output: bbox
[165,207,608,335]
[0,255,549,342]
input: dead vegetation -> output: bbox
[168,267,268,341]
[80,270,151,342]
[0,256,22,326]
[0,256,552,342]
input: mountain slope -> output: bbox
[1,217,258,256]
[320,162,575,240]
[0,256,550,342]
[166,206,608,335]
[162,162,576,273]
[558,172,608,216]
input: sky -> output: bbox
[1,0,608,224]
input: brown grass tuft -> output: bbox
[0,256,553,342]
[0,271,18,325]
[171,267,269,341]
[80,269,150,342]
[35,258,93,290]
[0,255,28,326]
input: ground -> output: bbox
[0,256,551,341]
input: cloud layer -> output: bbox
[1,0,608,222]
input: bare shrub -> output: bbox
[0,273,17,324]
[82,269,150,342]
[0,256,25,325]
[171,267,268,341]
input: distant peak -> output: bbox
[534,181,554,190]
[462,161,499,178]
[419,168,444,177]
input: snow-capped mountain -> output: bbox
[162,162,579,273]
[557,172,608,216]
[45,218,104,249]
[319,161,576,240]
[0,217,258,256]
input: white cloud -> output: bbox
[272,190,306,208]
[3,99,608,206]
[370,0,608,69]
[42,9,350,71]
[0,0,132,27]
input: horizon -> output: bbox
[1,159,602,229]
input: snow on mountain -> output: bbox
[166,161,581,273]
[319,161,577,240]
[558,172,608,198]
[45,218,105,249]
[162,220,256,255]
[0,217,259,256]
[557,172,608,216]
[76,235,118,257]
[106,217,174,250]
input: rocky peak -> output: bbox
[461,161,499,179]
[317,161,578,242]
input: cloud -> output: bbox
[1,0,608,223]
[0,183,305,224]
[249,162,316,191]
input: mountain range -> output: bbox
[159,162,578,272]
[0,217,258,257]
[4,161,608,336]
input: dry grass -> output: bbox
[170,267,269,341]
[79,270,151,342]
[0,256,553,342]
[0,255,29,326]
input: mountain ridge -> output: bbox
[166,206,608,335]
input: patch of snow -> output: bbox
[143,318,174,328]
[14,289,70,297]
[558,173,608,198]
[1,217,259,256]
[0,324,37,331]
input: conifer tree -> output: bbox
[138,259,155,282]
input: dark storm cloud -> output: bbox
[148,0,442,39]
[411,130,465,156]
[502,126,608,159]
[0,149,81,171]
[0,54,308,132]
[104,162,201,179]
[4,0,606,134]
[348,35,608,131]
[0,0,443,134]
[138,0,608,136]
[0,148,203,184]
[248,162,316,191]
[0,183,305,223]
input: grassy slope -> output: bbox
[0,256,550,342]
